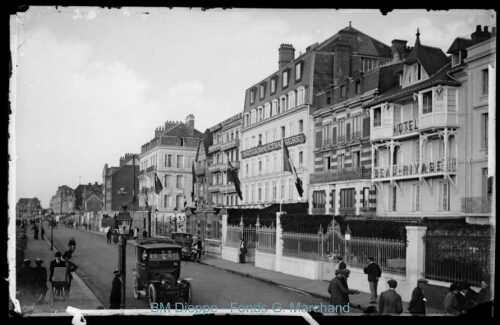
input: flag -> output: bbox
[184,195,187,209]
[227,160,243,201]
[191,162,196,202]
[283,140,304,198]
[131,191,137,206]
[144,190,149,208]
[154,172,163,195]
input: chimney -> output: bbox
[333,40,351,86]
[471,25,482,43]
[483,26,491,39]
[155,126,164,138]
[185,114,195,136]
[278,44,295,69]
[391,39,408,61]
[492,27,496,38]
[119,156,125,167]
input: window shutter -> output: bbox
[362,117,370,138]
[346,123,351,142]
[332,127,337,144]
[316,130,323,149]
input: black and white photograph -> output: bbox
[8,6,496,320]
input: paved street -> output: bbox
[46,226,351,312]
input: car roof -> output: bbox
[139,243,181,250]
[135,238,181,249]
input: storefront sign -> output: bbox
[393,119,418,136]
[373,160,449,179]
[209,113,243,132]
[241,133,306,159]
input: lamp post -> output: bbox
[50,211,55,250]
[118,228,127,309]
[344,225,351,264]
[154,208,158,236]
[173,207,178,232]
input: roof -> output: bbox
[135,238,180,249]
[447,37,474,54]
[161,123,203,137]
[404,32,450,76]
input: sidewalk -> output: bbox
[19,233,105,316]
[198,255,444,315]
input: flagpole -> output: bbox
[226,153,229,213]
[280,139,283,213]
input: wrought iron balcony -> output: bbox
[461,196,492,214]
[338,207,356,216]
[310,167,372,185]
[221,139,240,151]
[208,142,222,154]
[208,163,223,173]
[146,166,155,173]
[195,167,206,176]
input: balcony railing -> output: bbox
[208,142,222,154]
[195,167,206,176]
[310,167,372,185]
[338,207,356,216]
[208,163,223,173]
[146,166,155,173]
[338,135,346,143]
[461,196,492,214]
[220,160,240,172]
[351,131,361,140]
[138,169,145,176]
[373,158,457,180]
[208,184,221,192]
[221,138,240,151]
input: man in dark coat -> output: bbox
[109,269,121,309]
[327,269,360,306]
[408,278,428,315]
[106,228,112,244]
[17,259,35,303]
[337,256,346,270]
[142,229,148,238]
[33,258,48,304]
[34,225,39,240]
[444,283,462,315]
[196,236,203,261]
[363,257,382,303]
[379,279,403,315]
[41,227,45,240]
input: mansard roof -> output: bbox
[404,31,450,77]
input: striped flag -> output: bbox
[283,139,304,198]
[227,160,243,201]
[154,172,163,195]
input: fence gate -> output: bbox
[321,220,346,280]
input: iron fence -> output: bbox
[424,233,492,287]
[226,225,256,248]
[204,238,222,258]
[256,225,276,254]
[461,196,492,214]
[282,231,323,260]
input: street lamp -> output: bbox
[173,207,178,232]
[154,208,158,236]
[344,225,351,264]
[50,211,55,251]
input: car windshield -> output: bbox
[173,233,192,242]
[148,249,180,262]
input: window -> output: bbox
[482,69,489,95]
[271,77,277,94]
[283,70,289,88]
[164,195,171,208]
[363,187,370,208]
[288,91,296,109]
[273,154,278,172]
[258,183,262,201]
[352,115,359,137]
[250,88,256,104]
[176,195,183,209]
[251,184,255,202]
[353,151,360,168]
[265,182,269,201]
[297,87,305,105]
[258,160,262,174]
[280,180,285,200]
[338,154,345,170]
[299,150,303,167]
[393,146,400,165]
[324,156,331,170]
[288,179,293,199]
[272,181,277,200]
[340,85,346,98]
[355,80,361,94]
[299,120,304,134]
[165,175,172,188]
[295,61,302,81]
[281,126,286,139]
[260,83,266,100]
[340,188,355,208]
[266,156,270,173]
[177,155,183,168]
[339,120,345,142]
[374,108,381,127]
[258,134,262,146]
[452,52,461,66]
[482,168,493,198]
[412,184,421,212]
[312,191,326,209]
[412,140,420,162]
[280,97,287,112]
[176,175,183,188]
[482,113,489,149]
[439,182,450,211]
[271,100,278,117]
[166,155,173,167]
[389,186,397,212]
[326,92,331,105]
[422,91,433,114]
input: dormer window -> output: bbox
[283,69,289,89]
[452,51,461,67]
[403,62,428,87]
[295,61,303,82]
[340,85,346,98]
[270,76,277,95]
[259,83,266,100]
[250,88,256,104]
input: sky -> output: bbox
[9,7,496,209]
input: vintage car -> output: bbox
[170,232,194,260]
[132,238,192,304]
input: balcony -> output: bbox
[146,166,155,173]
[419,110,459,131]
[221,139,240,151]
[208,184,221,192]
[312,208,326,215]
[373,158,457,181]
[195,167,206,176]
[138,169,145,176]
[208,142,222,154]
[338,207,356,216]
[219,184,236,193]
[461,196,492,214]
[220,160,240,172]
[208,163,223,173]
[351,131,361,141]
[310,167,372,185]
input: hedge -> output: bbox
[226,203,309,227]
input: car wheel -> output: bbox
[133,277,141,299]
[148,284,157,305]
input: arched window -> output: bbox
[297,86,306,106]
[288,91,296,109]
[264,103,271,120]
[271,100,278,117]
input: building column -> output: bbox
[444,128,449,171]
[221,213,227,246]
[405,226,427,299]
[275,212,285,273]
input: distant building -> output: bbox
[49,186,75,215]
[74,182,102,211]
[138,114,203,234]
[102,154,140,212]
[16,197,41,219]
[81,182,103,212]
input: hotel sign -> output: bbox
[241,133,306,159]
[393,119,418,136]
[209,113,243,132]
[373,160,454,178]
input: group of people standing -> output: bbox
[106,226,146,244]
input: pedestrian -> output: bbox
[363,256,382,304]
[458,281,477,312]
[133,227,138,240]
[239,237,247,264]
[327,269,360,306]
[196,236,203,261]
[113,229,120,244]
[444,283,462,316]
[40,227,45,240]
[379,279,403,315]
[109,269,121,309]
[68,237,76,254]
[337,256,346,270]
[34,225,39,240]
[106,228,112,244]
[33,258,48,304]
[407,278,428,315]
[17,259,35,303]
[143,229,148,238]
[62,251,78,291]
[129,228,134,240]
[475,275,492,306]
